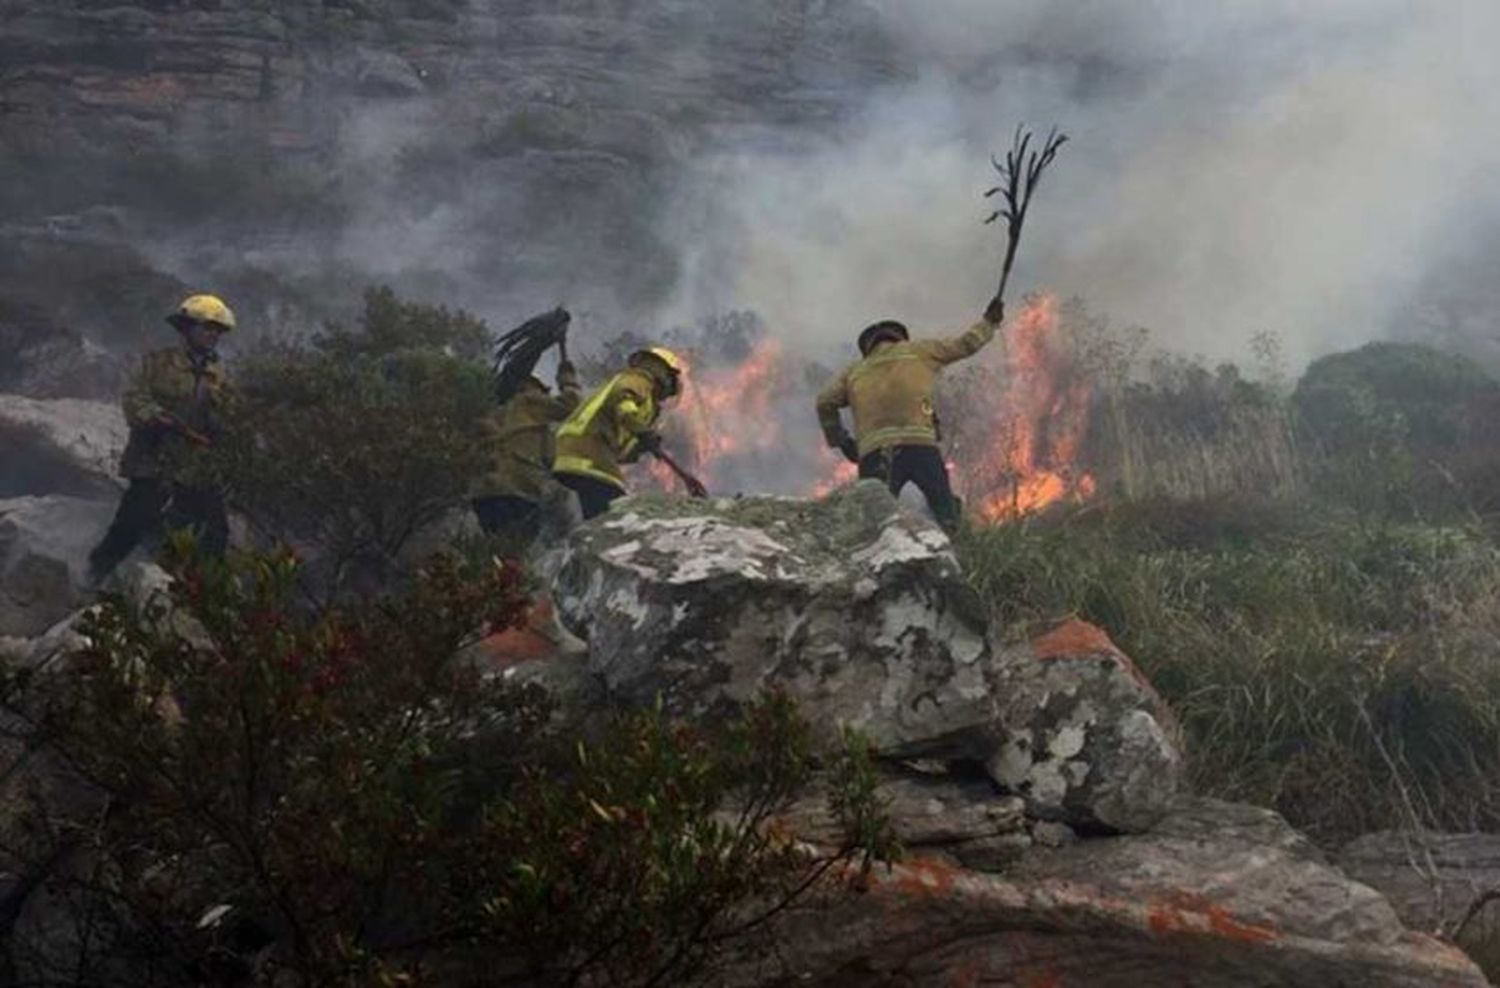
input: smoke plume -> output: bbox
[660,0,1500,368]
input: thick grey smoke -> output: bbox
[660,0,1500,368]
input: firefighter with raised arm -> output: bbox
[472,308,583,539]
[552,346,686,520]
[815,295,1006,532]
[89,294,235,582]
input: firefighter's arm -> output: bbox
[814,369,852,447]
[918,319,998,366]
[548,361,582,418]
[613,382,658,463]
[122,354,170,429]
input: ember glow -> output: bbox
[636,294,1096,520]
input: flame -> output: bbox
[811,458,858,498]
[645,338,786,493]
[631,293,1095,520]
[956,294,1095,520]
[678,338,784,477]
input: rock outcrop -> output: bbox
[989,619,1183,833]
[1341,831,1500,936]
[0,495,115,638]
[526,485,1491,985]
[549,483,993,750]
[0,0,901,367]
[719,797,1488,987]
[0,394,125,498]
[548,483,1181,833]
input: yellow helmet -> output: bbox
[631,346,684,375]
[168,294,236,332]
[629,346,685,399]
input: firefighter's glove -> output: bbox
[984,296,1005,326]
[837,435,861,464]
[636,431,664,455]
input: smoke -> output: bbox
[660,0,1500,368]
[15,0,1495,378]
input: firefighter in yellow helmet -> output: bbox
[88,294,235,582]
[814,295,1006,533]
[471,359,582,537]
[552,346,684,519]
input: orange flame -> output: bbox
[633,295,1095,520]
[957,294,1095,520]
[645,338,786,493]
[811,458,858,498]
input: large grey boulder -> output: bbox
[550,483,993,753]
[771,771,1031,872]
[0,394,125,498]
[988,619,1183,833]
[1341,831,1500,937]
[548,483,1182,834]
[717,797,1489,987]
[1,560,172,672]
[0,496,115,638]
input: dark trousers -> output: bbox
[471,495,539,538]
[859,445,962,532]
[555,472,623,521]
[89,478,228,579]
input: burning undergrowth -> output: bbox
[585,296,1098,518]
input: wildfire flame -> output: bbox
[956,293,1095,520]
[637,293,1095,520]
[647,337,786,493]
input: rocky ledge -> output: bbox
[501,483,1491,986]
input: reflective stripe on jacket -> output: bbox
[553,367,659,491]
[815,320,996,457]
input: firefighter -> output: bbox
[471,359,581,538]
[88,294,235,582]
[815,295,1006,532]
[552,346,685,519]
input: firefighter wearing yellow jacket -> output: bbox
[552,346,685,519]
[471,360,581,536]
[89,294,235,582]
[815,296,1006,532]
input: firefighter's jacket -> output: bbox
[552,366,661,491]
[119,346,231,480]
[472,366,582,502]
[815,320,997,457]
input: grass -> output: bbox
[956,496,1500,846]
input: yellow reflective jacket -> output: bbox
[553,367,660,491]
[815,320,996,457]
[119,346,231,480]
[471,366,582,501]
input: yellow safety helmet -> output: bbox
[167,294,236,333]
[629,346,685,399]
[631,346,684,375]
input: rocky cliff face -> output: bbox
[0,0,900,387]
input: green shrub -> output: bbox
[202,287,494,600]
[0,544,893,987]
[1295,342,1500,518]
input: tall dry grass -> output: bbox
[959,503,1500,844]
